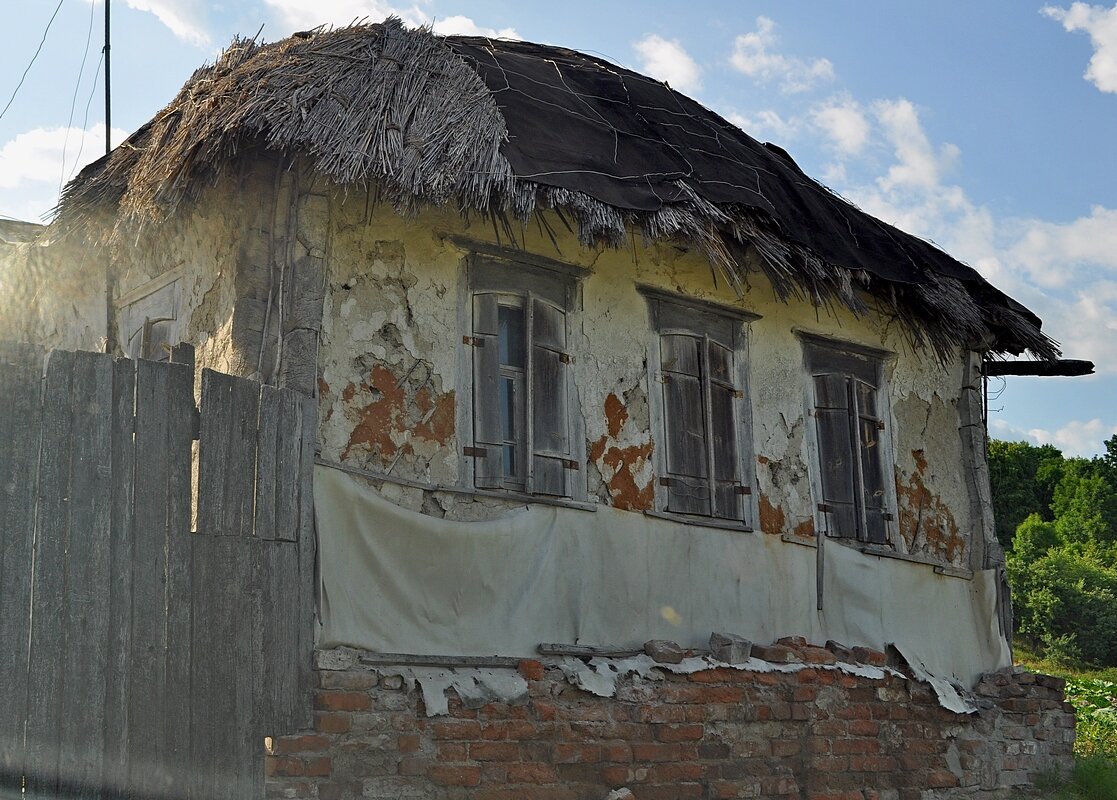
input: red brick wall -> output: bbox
[266,652,1074,800]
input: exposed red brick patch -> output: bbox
[895,449,964,564]
[758,493,786,535]
[604,392,629,439]
[340,364,455,463]
[601,441,655,511]
[792,518,815,539]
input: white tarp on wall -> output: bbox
[315,466,1010,688]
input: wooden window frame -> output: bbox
[641,287,757,527]
[801,333,896,546]
[464,254,584,500]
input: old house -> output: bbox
[5,19,1078,799]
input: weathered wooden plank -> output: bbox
[189,534,219,800]
[254,385,280,539]
[128,357,172,796]
[197,369,233,536]
[25,350,76,798]
[260,540,300,734]
[163,359,195,788]
[58,351,114,800]
[296,395,317,729]
[273,390,301,542]
[101,357,135,797]
[199,370,259,537]
[0,343,43,793]
[235,539,266,800]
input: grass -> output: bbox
[1015,642,1117,798]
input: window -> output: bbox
[117,275,182,361]
[467,256,579,497]
[643,288,755,524]
[804,336,892,544]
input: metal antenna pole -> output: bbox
[104,0,111,153]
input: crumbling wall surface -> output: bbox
[313,198,982,560]
[0,233,106,350]
[265,647,1074,800]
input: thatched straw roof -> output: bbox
[55,18,1056,361]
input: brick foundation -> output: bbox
[266,650,1074,800]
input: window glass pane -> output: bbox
[503,444,517,477]
[498,304,525,367]
[500,376,516,441]
[855,379,878,418]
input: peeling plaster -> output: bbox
[588,389,655,511]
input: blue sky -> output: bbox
[2,1,1116,456]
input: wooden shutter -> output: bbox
[813,374,858,538]
[661,334,710,515]
[854,379,889,544]
[471,294,504,488]
[530,298,572,496]
[708,341,743,520]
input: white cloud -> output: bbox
[1043,3,1117,93]
[873,99,959,192]
[729,17,834,93]
[633,34,702,93]
[262,1,517,40]
[1027,418,1117,457]
[0,124,128,192]
[810,98,869,155]
[724,109,800,142]
[85,0,210,47]
[431,15,518,39]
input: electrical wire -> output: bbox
[60,0,99,194]
[0,0,67,125]
[66,50,104,185]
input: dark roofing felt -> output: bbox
[54,20,1056,360]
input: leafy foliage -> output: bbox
[992,435,1117,668]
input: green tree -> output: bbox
[1009,546,1117,666]
[988,439,1064,550]
[1052,459,1117,548]
[1011,514,1059,563]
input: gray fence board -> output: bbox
[164,359,194,788]
[274,391,302,542]
[129,358,173,796]
[197,369,233,536]
[255,385,280,540]
[0,344,42,792]
[102,357,136,797]
[25,350,76,798]
[59,351,114,800]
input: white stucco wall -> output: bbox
[315,192,980,568]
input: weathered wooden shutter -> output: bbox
[530,298,573,496]
[813,374,858,538]
[661,334,710,515]
[855,379,889,544]
[708,341,743,520]
[471,294,504,488]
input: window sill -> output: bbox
[827,536,973,579]
[316,459,598,512]
[644,510,754,533]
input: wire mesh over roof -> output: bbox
[54,18,1058,361]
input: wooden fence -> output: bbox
[0,344,315,799]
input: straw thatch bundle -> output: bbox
[54,19,1057,362]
